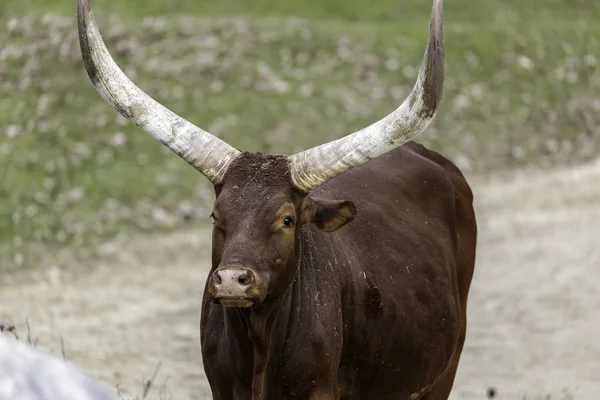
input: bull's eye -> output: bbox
[283,216,295,228]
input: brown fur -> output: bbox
[200,142,477,399]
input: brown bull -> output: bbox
[77,0,477,398]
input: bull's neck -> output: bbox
[251,288,293,399]
[237,271,299,399]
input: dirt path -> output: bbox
[1,162,599,399]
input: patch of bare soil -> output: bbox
[451,160,600,399]
[1,161,599,399]
[0,231,214,399]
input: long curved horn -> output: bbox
[77,0,240,184]
[288,0,445,192]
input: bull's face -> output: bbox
[206,153,356,308]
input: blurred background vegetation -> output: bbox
[1,0,598,271]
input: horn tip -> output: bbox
[429,0,445,48]
[432,0,444,25]
[77,0,92,16]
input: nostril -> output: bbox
[213,272,223,285]
[237,272,249,285]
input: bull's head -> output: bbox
[77,0,445,308]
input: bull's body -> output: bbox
[76,0,476,397]
[200,143,477,399]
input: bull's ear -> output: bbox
[301,196,357,232]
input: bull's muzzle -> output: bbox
[207,267,264,308]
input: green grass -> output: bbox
[1,0,599,270]
[2,0,597,21]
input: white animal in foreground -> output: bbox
[0,335,118,400]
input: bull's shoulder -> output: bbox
[314,142,468,216]
[402,141,474,203]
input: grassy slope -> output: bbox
[1,0,599,270]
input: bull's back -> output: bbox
[309,141,476,397]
